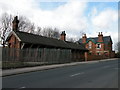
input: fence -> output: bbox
[2,48,72,69]
[0,48,2,69]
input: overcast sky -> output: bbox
[0,0,119,50]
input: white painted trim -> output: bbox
[6,31,21,42]
[6,31,13,41]
[104,51,109,53]
[21,43,25,49]
[96,51,103,53]
[12,31,21,41]
[30,44,33,48]
[96,43,101,49]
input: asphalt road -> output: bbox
[2,58,119,88]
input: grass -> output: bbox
[2,61,25,69]
[2,61,63,69]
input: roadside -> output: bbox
[1,58,118,77]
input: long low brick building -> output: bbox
[5,16,88,62]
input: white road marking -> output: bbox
[15,86,26,90]
[20,87,26,88]
[102,66,110,68]
[70,72,84,77]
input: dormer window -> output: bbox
[96,43,101,49]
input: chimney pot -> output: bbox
[98,32,100,35]
[82,33,87,43]
[98,32,103,42]
[12,16,19,31]
[60,31,66,41]
[84,34,86,37]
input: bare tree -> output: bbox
[115,41,120,58]
[67,36,79,43]
[116,42,120,52]
[0,13,13,47]
[0,12,35,47]
[36,26,42,35]
[42,27,60,39]
[18,16,35,33]
[115,42,120,51]
[52,28,60,39]
[80,31,86,37]
[27,23,35,33]
[42,27,49,37]
[67,37,75,42]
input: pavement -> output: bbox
[2,58,118,88]
[1,58,118,77]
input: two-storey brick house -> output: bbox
[78,32,115,60]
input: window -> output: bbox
[89,52,92,55]
[88,41,92,49]
[97,52,101,55]
[104,52,108,57]
[89,51,92,55]
[96,43,101,49]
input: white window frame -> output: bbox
[96,43,101,49]
[88,41,92,49]
[97,51,101,55]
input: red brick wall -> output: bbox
[110,51,115,58]
[95,43,104,55]
[98,35,103,42]
[84,40,114,60]
[86,41,96,55]
[72,50,85,61]
[86,54,109,61]
[8,34,20,49]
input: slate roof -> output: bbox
[7,31,88,51]
[78,36,112,44]
[65,41,87,50]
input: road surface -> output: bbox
[2,58,119,88]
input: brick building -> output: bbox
[78,33,115,60]
[6,16,88,62]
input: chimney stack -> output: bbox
[98,32,103,42]
[60,31,66,41]
[12,16,19,31]
[82,34,87,43]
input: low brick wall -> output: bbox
[111,51,115,58]
[87,55,109,61]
